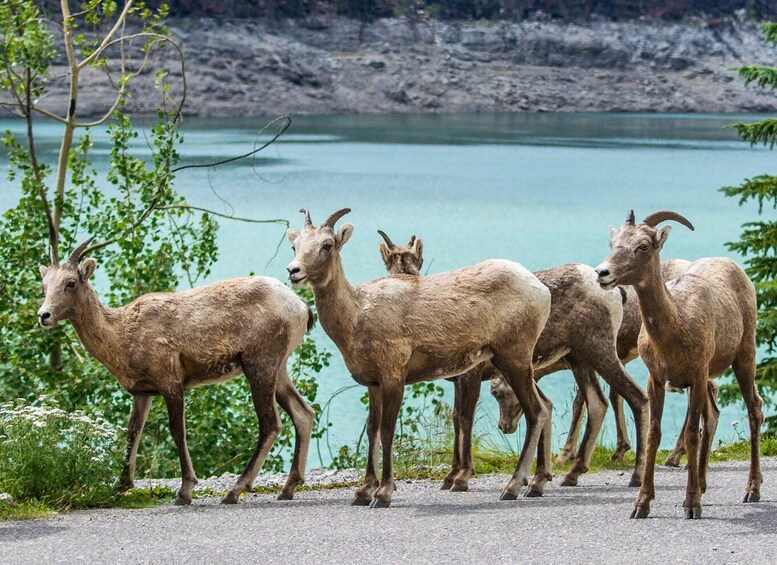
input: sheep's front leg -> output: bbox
[682,382,705,519]
[162,388,198,506]
[441,378,463,490]
[353,385,381,505]
[370,379,404,508]
[118,393,153,491]
[632,376,664,519]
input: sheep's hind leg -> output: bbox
[556,387,583,465]
[609,389,632,462]
[732,345,763,504]
[450,372,481,492]
[562,366,607,487]
[275,367,315,500]
[664,414,687,467]
[222,363,281,504]
[493,353,549,500]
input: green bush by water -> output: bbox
[0,400,124,508]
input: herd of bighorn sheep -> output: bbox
[37,207,762,519]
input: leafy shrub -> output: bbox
[0,400,123,508]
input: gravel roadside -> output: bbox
[1,458,775,564]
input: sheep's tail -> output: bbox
[306,304,315,332]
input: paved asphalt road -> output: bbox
[2,459,775,564]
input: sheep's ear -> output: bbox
[609,225,620,239]
[411,238,423,261]
[80,258,97,280]
[654,225,672,250]
[39,265,48,279]
[287,228,300,244]
[379,243,392,266]
[336,223,353,249]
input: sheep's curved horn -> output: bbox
[68,237,96,264]
[642,210,695,231]
[323,208,351,228]
[377,230,395,248]
[299,208,313,230]
[50,244,59,266]
[625,209,635,225]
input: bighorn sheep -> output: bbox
[595,210,762,519]
[287,209,552,507]
[555,259,695,467]
[377,230,648,490]
[38,239,316,505]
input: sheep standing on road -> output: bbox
[38,239,316,506]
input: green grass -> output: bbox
[0,500,55,521]
[3,438,774,521]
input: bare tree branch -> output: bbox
[172,116,291,173]
[158,205,290,227]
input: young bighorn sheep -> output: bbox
[377,230,648,490]
[288,209,552,507]
[596,210,762,519]
[38,239,316,505]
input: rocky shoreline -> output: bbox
[36,15,777,117]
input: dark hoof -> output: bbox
[628,478,642,488]
[450,484,469,492]
[664,460,680,468]
[174,496,192,506]
[523,489,543,498]
[743,492,760,503]
[369,499,391,508]
[220,492,239,505]
[630,507,649,519]
[560,478,578,487]
[684,507,702,519]
[499,491,517,501]
[351,497,371,506]
[276,491,294,501]
[440,483,453,491]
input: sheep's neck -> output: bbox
[312,258,359,349]
[69,287,126,374]
[633,258,681,347]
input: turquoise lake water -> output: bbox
[1,112,774,465]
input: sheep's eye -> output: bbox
[322,243,333,251]
[65,281,76,289]
[637,244,649,252]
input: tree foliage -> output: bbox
[0,1,329,479]
[720,22,777,433]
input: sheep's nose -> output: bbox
[596,267,610,278]
[39,312,51,324]
[287,266,301,276]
